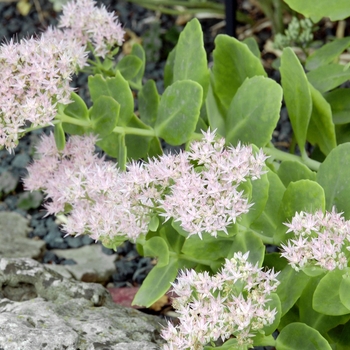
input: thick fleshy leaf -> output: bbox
[155,80,202,145]
[206,79,226,136]
[307,83,336,155]
[132,257,178,307]
[277,161,316,187]
[313,269,350,316]
[306,37,350,71]
[263,293,281,336]
[240,173,269,226]
[124,114,153,159]
[182,235,234,262]
[250,170,286,241]
[276,265,310,316]
[226,76,282,147]
[307,64,350,93]
[316,143,350,219]
[164,46,176,89]
[90,96,120,138]
[211,35,266,115]
[339,271,350,310]
[130,43,145,86]
[116,55,143,82]
[243,37,260,58]
[88,72,134,125]
[62,92,90,135]
[229,230,265,267]
[276,322,332,350]
[324,88,350,125]
[274,180,325,243]
[138,79,159,127]
[143,236,169,267]
[159,220,186,254]
[280,48,312,155]
[173,18,209,100]
[299,276,350,334]
[327,321,350,349]
[279,180,325,218]
[54,122,66,151]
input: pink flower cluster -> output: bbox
[0,0,125,153]
[24,130,267,243]
[161,252,280,349]
[281,208,350,271]
[59,0,125,58]
[0,29,87,152]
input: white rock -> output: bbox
[0,212,45,259]
[50,244,117,284]
[0,258,166,350]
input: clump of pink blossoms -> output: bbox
[0,30,87,152]
[161,252,280,350]
[58,0,125,58]
[281,208,350,271]
[0,0,125,153]
[24,130,267,243]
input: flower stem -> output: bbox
[263,145,321,171]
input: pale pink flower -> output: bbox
[58,0,125,58]
[281,208,350,271]
[161,252,280,349]
[24,130,267,242]
[0,29,87,152]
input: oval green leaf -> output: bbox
[143,236,169,267]
[173,18,209,101]
[132,257,178,308]
[226,76,282,147]
[316,143,350,218]
[307,63,350,94]
[324,88,350,125]
[138,79,159,127]
[88,72,134,125]
[155,80,202,145]
[280,48,312,155]
[211,35,267,115]
[306,37,350,71]
[276,322,332,350]
[307,83,336,156]
[90,96,120,138]
[283,0,350,22]
[313,269,350,316]
[277,161,316,187]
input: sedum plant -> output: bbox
[3,0,350,348]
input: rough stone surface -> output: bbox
[0,258,166,350]
[50,244,117,284]
[0,212,45,259]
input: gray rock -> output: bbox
[50,244,117,284]
[0,258,166,350]
[0,212,45,259]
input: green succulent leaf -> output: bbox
[132,257,178,307]
[317,143,350,219]
[155,80,202,145]
[280,48,312,155]
[276,322,332,350]
[226,76,282,147]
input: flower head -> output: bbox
[0,29,87,152]
[281,208,350,271]
[58,0,125,58]
[161,252,280,349]
[24,130,267,243]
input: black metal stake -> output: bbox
[225,0,237,37]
